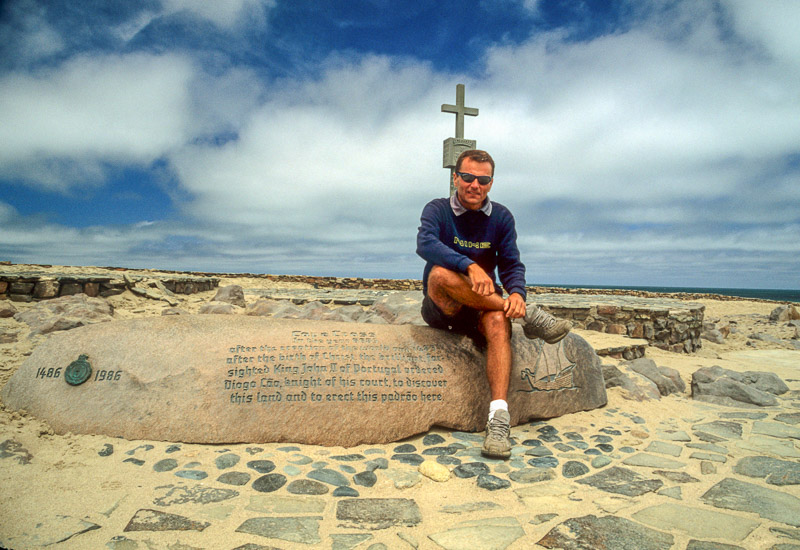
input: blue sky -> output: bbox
[1,0,798,289]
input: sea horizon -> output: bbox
[531,283,800,303]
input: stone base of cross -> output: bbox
[443,138,477,196]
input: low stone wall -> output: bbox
[0,271,219,302]
[532,294,704,353]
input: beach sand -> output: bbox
[1,265,798,549]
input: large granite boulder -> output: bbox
[691,365,789,407]
[621,358,685,397]
[13,294,114,336]
[1,316,606,446]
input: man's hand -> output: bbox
[504,292,526,319]
[466,263,495,296]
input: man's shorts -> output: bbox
[421,294,486,346]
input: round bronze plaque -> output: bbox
[65,354,92,386]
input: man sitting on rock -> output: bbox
[416,149,571,459]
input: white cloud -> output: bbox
[461,13,800,230]
[724,0,800,65]
[0,53,195,189]
[161,0,274,29]
[0,0,65,64]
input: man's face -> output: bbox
[455,157,493,210]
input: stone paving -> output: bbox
[3,401,800,549]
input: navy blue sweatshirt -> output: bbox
[416,197,527,300]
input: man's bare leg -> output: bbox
[479,309,514,458]
[479,310,512,400]
[426,265,506,315]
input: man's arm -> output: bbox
[416,200,474,274]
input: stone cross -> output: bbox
[441,84,479,195]
[441,83,478,139]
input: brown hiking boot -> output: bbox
[482,409,512,459]
[523,305,571,344]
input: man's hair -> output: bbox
[455,149,495,176]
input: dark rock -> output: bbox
[215,453,240,469]
[653,470,700,484]
[539,433,562,443]
[247,460,275,473]
[124,509,209,532]
[365,458,389,471]
[776,413,800,425]
[98,443,113,457]
[213,285,246,308]
[521,438,543,446]
[477,473,511,490]
[601,364,661,401]
[0,301,18,318]
[252,473,287,493]
[331,453,366,461]
[286,479,328,495]
[336,498,422,529]
[175,470,207,480]
[537,514,673,549]
[686,540,745,550]
[701,477,800,526]
[693,420,743,441]
[562,461,590,478]
[622,358,684,396]
[769,305,800,323]
[354,471,378,487]
[528,457,559,469]
[734,456,800,486]
[702,329,726,344]
[692,365,788,407]
[165,444,181,453]
[391,453,424,465]
[423,434,446,445]
[453,462,490,478]
[525,446,553,457]
[333,486,359,497]
[0,439,33,464]
[217,471,251,486]
[124,458,144,466]
[422,445,459,456]
[236,516,322,544]
[307,468,349,487]
[153,459,178,472]
[437,455,461,466]
[576,466,663,496]
[394,444,416,453]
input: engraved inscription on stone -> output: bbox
[224,329,448,407]
[518,340,577,393]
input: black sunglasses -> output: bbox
[457,172,493,185]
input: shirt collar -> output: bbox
[450,193,492,216]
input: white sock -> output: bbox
[488,399,508,420]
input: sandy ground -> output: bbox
[0,265,798,549]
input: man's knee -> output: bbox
[480,311,511,341]
[428,265,459,289]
